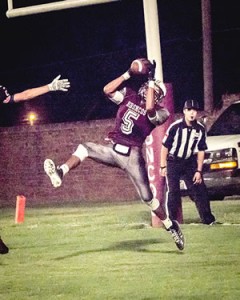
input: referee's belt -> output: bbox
[167,154,197,161]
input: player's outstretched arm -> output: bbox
[103,75,126,99]
[103,58,149,99]
[9,75,70,103]
[145,60,157,115]
[103,65,133,99]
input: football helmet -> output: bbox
[138,80,167,104]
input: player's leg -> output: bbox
[44,142,117,187]
[43,145,86,188]
[126,148,184,250]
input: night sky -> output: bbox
[0,0,239,126]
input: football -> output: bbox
[130,58,152,75]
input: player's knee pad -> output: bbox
[73,144,88,161]
[145,198,160,211]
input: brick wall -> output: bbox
[0,119,139,207]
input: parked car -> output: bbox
[181,100,240,200]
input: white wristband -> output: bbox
[148,80,155,88]
[122,71,131,81]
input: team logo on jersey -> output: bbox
[126,101,146,116]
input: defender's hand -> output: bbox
[48,75,70,92]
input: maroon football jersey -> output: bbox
[108,87,155,147]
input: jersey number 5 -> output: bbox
[121,109,139,135]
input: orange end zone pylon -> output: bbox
[15,195,26,224]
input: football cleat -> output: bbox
[0,237,9,254]
[168,220,185,251]
[44,159,63,188]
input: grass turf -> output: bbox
[0,198,240,300]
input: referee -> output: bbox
[160,100,216,225]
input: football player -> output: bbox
[0,75,70,254]
[44,59,185,250]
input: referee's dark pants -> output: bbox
[166,155,215,224]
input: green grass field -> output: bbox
[1,198,240,300]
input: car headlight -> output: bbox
[205,148,238,170]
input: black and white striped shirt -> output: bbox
[162,118,207,159]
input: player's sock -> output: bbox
[60,164,69,176]
[161,218,173,230]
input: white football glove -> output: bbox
[48,75,70,92]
